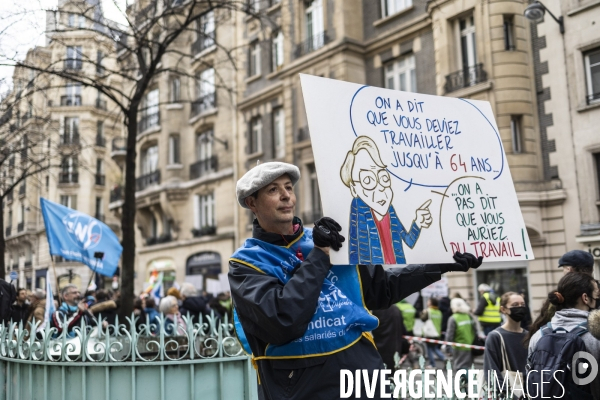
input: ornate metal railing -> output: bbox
[0,313,257,400]
[191,92,216,117]
[189,155,218,180]
[191,35,215,55]
[0,312,243,363]
[60,95,82,106]
[136,170,160,191]
[294,31,329,58]
[444,64,488,93]
[138,112,160,134]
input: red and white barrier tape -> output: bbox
[403,335,486,350]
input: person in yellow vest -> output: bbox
[474,283,502,335]
[445,297,480,372]
[396,299,416,336]
[420,297,447,368]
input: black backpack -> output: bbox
[0,279,16,325]
[526,322,593,399]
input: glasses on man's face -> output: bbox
[354,169,391,191]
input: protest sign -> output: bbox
[421,276,449,299]
[300,74,533,265]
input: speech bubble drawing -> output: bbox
[349,85,505,190]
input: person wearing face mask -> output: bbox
[527,273,600,399]
[483,292,529,396]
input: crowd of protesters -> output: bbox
[5,281,231,339]
[368,249,600,399]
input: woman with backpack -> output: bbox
[445,297,479,372]
[527,272,600,399]
[483,292,528,397]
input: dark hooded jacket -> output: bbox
[180,296,208,324]
[229,218,451,400]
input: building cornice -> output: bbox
[566,0,600,17]
[238,82,284,110]
[363,13,432,54]
[516,189,567,207]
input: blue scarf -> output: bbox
[231,228,378,359]
[59,302,79,313]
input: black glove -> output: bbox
[444,252,483,272]
[313,217,345,251]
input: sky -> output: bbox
[0,0,128,95]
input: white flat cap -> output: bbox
[236,162,301,209]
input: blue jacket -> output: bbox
[348,197,421,264]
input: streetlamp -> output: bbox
[524,1,564,34]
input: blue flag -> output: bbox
[40,198,122,277]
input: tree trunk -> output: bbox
[0,204,5,280]
[119,112,138,319]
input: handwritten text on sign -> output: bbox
[301,75,532,264]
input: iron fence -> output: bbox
[0,313,257,400]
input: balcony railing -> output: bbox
[112,137,126,152]
[146,233,172,246]
[17,222,24,233]
[18,184,25,196]
[59,172,79,184]
[96,99,107,110]
[191,93,216,117]
[61,133,80,145]
[294,31,329,58]
[5,227,11,237]
[95,213,105,222]
[95,174,106,186]
[110,185,123,202]
[586,93,600,105]
[192,35,215,56]
[24,260,32,268]
[190,156,218,180]
[60,95,82,106]
[136,170,160,191]
[6,191,13,202]
[96,135,106,147]
[191,226,216,238]
[444,63,488,94]
[64,59,82,70]
[138,112,160,134]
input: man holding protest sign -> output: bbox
[228,162,483,399]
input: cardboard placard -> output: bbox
[300,75,533,265]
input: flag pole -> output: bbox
[86,252,104,291]
[50,255,62,307]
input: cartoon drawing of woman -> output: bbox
[339,136,432,264]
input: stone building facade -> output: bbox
[1,3,120,291]
[4,0,596,311]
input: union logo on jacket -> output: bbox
[231,227,378,358]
